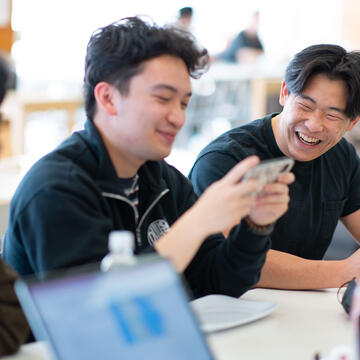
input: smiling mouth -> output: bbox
[158,130,177,143]
[296,131,321,145]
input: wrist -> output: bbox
[245,216,275,235]
[186,204,213,239]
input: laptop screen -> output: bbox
[16,259,213,360]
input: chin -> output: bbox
[149,150,171,162]
[291,151,321,162]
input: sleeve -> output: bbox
[342,145,360,216]
[4,184,113,277]
[189,151,239,196]
[184,220,271,298]
[0,260,29,356]
[187,152,271,298]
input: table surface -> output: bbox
[0,288,352,360]
[208,288,352,360]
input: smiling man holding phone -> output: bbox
[190,44,360,290]
[3,17,293,298]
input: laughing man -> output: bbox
[190,44,360,289]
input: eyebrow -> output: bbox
[151,84,192,97]
[299,94,346,114]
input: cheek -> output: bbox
[331,129,346,142]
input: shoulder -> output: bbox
[195,116,271,163]
[326,137,359,164]
[319,138,360,185]
[157,160,194,191]
[10,133,99,215]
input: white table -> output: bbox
[0,342,50,360]
[1,288,352,360]
[208,288,352,360]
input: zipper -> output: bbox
[101,189,169,246]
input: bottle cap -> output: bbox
[108,231,135,254]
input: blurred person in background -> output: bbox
[173,6,193,33]
[0,54,29,356]
[214,10,264,64]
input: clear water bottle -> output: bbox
[100,230,136,271]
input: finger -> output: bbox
[254,193,290,205]
[262,182,290,195]
[276,172,295,185]
[222,156,260,185]
[234,179,262,198]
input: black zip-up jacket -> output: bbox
[4,120,270,298]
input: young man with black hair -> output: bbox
[3,17,292,298]
[190,44,360,290]
[0,55,29,356]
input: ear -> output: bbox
[94,82,117,116]
[347,116,360,132]
[279,81,288,107]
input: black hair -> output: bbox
[179,7,193,18]
[84,16,208,121]
[284,44,360,120]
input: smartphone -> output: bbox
[242,157,294,192]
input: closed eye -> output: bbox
[298,102,313,111]
[327,113,343,121]
[156,96,170,102]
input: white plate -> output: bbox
[190,294,278,333]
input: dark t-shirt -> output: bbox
[189,113,360,260]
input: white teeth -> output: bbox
[297,132,320,145]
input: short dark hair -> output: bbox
[284,44,360,120]
[179,7,193,18]
[84,16,208,121]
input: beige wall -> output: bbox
[341,0,360,49]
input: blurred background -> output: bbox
[0,0,359,256]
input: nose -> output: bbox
[304,112,324,132]
[167,105,186,129]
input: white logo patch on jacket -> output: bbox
[147,219,170,246]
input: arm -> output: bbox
[155,156,262,271]
[256,209,360,290]
[341,208,360,242]
[0,260,29,356]
[155,157,293,297]
[255,249,347,289]
[4,184,113,276]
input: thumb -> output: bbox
[222,156,260,185]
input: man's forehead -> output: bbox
[135,56,192,95]
[150,83,192,97]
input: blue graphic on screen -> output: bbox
[109,296,165,344]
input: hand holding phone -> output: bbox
[242,157,294,193]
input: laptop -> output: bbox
[15,257,214,360]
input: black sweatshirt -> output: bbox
[4,119,270,298]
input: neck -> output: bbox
[94,119,143,178]
[271,112,287,156]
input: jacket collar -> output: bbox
[79,119,168,195]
